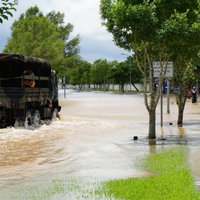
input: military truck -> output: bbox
[0,53,61,128]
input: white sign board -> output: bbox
[153,61,173,78]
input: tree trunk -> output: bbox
[119,84,124,92]
[148,109,156,139]
[177,107,184,127]
[78,84,82,90]
[122,84,124,93]
[135,44,168,140]
[132,83,139,91]
[177,94,186,127]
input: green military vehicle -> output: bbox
[0,53,61,128]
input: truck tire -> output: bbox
[0,117,7,128]
[33,110,41,126]
[24,111,32,129]
[14,118,24,127]
[51,108,58,120]
[14,118,20,127]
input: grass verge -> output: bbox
[98,148,200,200]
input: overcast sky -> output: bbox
[0,0,131,62]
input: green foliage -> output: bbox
[83,57,142,91]
[47,11,64,27]
[19,6,43,19]
[3,6,80,76]
[100,1,157,50]
[0,0,18,23]
[126,56,142,83]
[109,57,142,85]
[68,58,91,89]
[99,148,200,200]
[100,0,200,66]
[90,59,112,85]
[111,62,129,86]
[46,11,80,57]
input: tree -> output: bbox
[0,0,18,23]
[3,6,80,76]
[161,8,200,126]
[90,59,111,90]
[46,10,80,78]
[46,11,80,58]
[173,55,198,126]
[68,59,91,90]
[110,61,129,92]
[100,0,200,139]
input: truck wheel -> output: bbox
[51,108,58,120]
[33,110,41,126]
[14,118,20,127]
[0,117,7,128]
[24,111,32,129]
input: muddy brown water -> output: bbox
[0,89,200,199]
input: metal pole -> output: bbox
[160,83,163,127]
[130,66,132,92]
[63,76,66,98]
[64,84,66,98]
[167,79,170,114]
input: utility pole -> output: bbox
[130,66,132,92]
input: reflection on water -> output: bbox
[178,127,185,137]
[0,90,200,199]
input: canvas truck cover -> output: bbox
[0,53,51,78]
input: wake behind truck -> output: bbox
[0,53,61,128]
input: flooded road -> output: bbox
[0,89,200,199]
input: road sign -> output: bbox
[153,61,173,78]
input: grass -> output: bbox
[0,178,103,200]
[98,148,200,200]
[1,148,199,200]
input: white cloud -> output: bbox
[0,0,131,62]
[42,0,108,37]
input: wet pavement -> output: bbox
[0,89,200,199]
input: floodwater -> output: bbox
[0,89,200,199]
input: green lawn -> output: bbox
[98,148,200,200]
[2,147,199,200]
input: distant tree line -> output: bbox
[65,56,142,92]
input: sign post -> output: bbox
[160,86,163,127]
[153,62,173,127]
[167,79,170,113]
